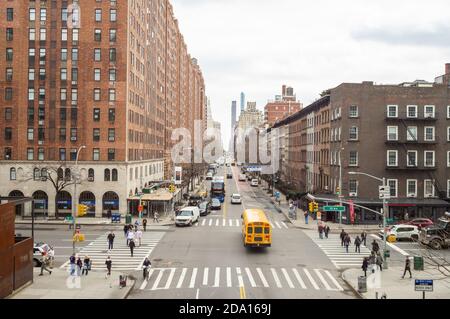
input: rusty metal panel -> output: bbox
[13,238,33,290]
[0,203,15,250]
[0,248,13,299]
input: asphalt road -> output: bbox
[129,166,357,299]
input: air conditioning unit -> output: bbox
[38,140,43,145]
[38,120,44,126]
[349,192,357,197]
[407,193,416,198]
[71,137,77,141]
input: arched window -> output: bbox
[104,169,111,181]
[57,168,64,180]
[10,168,16,180]
[41,168,47,180]
[112,169,118,182]
[64,168,71,181]
[88,168,95,181]
[34,168,41,180]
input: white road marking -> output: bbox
[245,267,257,287]
[270,268,282,288]
[203,267,209,286]
[140,269,154,290]
[216,219,219,227]
[151,269,164,290]
[303,268,319,290]
[270,222,275,228]
[281,222,288,229]
[201,219,206,226]
[196,288,199,299]
[209,219,213,226]
[281,268,295,288]
[222,219,226,227]
[275,222,282,229]
[214,267,220,287]
[292,268,306,289]
[164,268,176,290]
[226,267,232,287]
[229,220,233,227]
[176,268,187,289]
[189,268,198,289]
[324,270,344,291]
[235,219,240,227]
[256,268,269,288]
[236,267,244,287]
[314,269,333,291]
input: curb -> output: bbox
[122,275,136,299]
[16,221,175,227]
[341,270,365,299]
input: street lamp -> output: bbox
[348,171,389,269]
[72,145,86,255]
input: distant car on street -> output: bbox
[198,201,211,216]
[227,173,233,179]
[206,172,213,180]
[175,207,200,227]
[405,218,434,229]
[239,174,246,182]
[251,179,259,187]
[33,243,51,267]
[231,194,242,205]
[210,198,222,210]
[379,224,420,241]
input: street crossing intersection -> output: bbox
[195,217,289,230]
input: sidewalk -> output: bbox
[342,265,450,299]
[10,268,135,299]
[15,216,174,227]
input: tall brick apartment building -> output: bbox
[273,65,450,224]
[0,0,205,218]
[264,85,302,127]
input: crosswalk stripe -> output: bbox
[140,268,154,290]
[281,268,295,288]
[256,268,269,288]
[213,267,220,287]
[236,219,240,227]
[226,267,232,287]
[229,220,233,227]
[209,219,213,226]
[202,219,206,226]
[270,268,282,288]
[165,268,176,290]
[189,268,198,289]
[269,222,275,228]
[203,268,209,286]
[325,270,344,291]
[176,268,187,289]
[281,222,288,229]
[245,267,257,288]
[292,268,306,289]
[314,269,333,291]
[303,268,319,290]
[151,269,164,290]
[275,222,281,229]
[216,220,219,227]
[222,219,226,227]
[236,267,244,287]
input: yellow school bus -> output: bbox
[242,209,272,247]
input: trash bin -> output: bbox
[384,249,391,258]
[358,276,367,293]
[414,256,424,271]
[125,214,132,224]
[111,213,121,223]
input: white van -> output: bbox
[175,206,200,227]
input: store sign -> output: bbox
[349,200,355,224]
[174,167,182,185]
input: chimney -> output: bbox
[446,63,450,75]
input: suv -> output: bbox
[251,179,259,187]
[379,225,419,241]
[198,201,211,216]
[420,214,450,250]
[189,196,203,207]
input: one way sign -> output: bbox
[379,186,391,199]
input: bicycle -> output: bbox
[143,265,151,280]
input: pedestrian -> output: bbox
[107,231,115,251]
[129,239,136,257]
[134,220,140,230]
[324,225,330,239]
[404,211,409,222]
[371,240,380,254]
[47,246,55,269]
[126,229,135,246]
[340,229,346,247]
[76,257,83,276]
[376,253,384,272]
[402,256,412,279]
[354,235,362,253]
[361,231,367,246]
[123,224,129,238]
[39,253,52,276]
[344,234,351,253]
[142,257,151,279]
[369,251,376,265]
[136,229,143,247]
[82,256,91,276]
[143,218,147,232]
[304,211,309,225]
[69,254,76,276]
[105,256,112,278]
[153,211,160,223]
[362,258,369,277]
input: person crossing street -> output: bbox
[129,239,136,257]
[107,231,115,251]
[39,252,52,276]
[105,256,112,278]
[143,218,148,232]
[354,235,362,253]
[324,225,330,239]
[362,258,369,277]
[402,256,412,279]
[361,231,367,246]
[142,257,152,279]
[344,234,351,253]
[340,229,346,247]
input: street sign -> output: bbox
[323,206,345,212]
[247,166,262,172]
[415,280,433,292]
[379,186,391,199]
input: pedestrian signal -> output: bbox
[77,204,88,217]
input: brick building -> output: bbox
[0,0,205,218]
[264,85,302,127]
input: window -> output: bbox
[109,48,116,62]
[108,129,115,142]
[93,149,100,161]
[94,49,101,61]
[387,150,398,167]
[5,88,13,100]
[4,148,12,160]
[71,89,78,102]
[424,105,435,118]
[38,148,44,161]
[93,109,100,121]
[109,89,116,101]
[112,169,118,182]
[94,69,101,81]
[447,106,450,119]
[40,8,47,21]
[29,8,36,21]
[424,180,435,198]
[34,168,40,180]
[447,151,450,167]
[448,127,450,142]
[6,48,13,61]
[108,149,115,161]
[4,128,12,141]
[7,8,14,21]
[71,69,78,82]
[59,128,66,141]
[72,48,78,61]
[27,128,34,141]
[39,69,46,81]
[72,29,79,42]
[108,109,115,122]
[110,9,117,22]
[28,69,35,81]
[60,88,67,101]
[61,8,68,22]
[448,180,450,198]
[70,128,77,141]
[94,29,102,41]
[387,179,398,198]
[61,29,68,41]
[95,9,102,22]
[424,127,435,141]
[40,29,46,41]
[10,168,16,181]
[424,151,435,167]
[88,169,95,182]
[109,29,117,42]
[349,105,358,118]
[60,68,67,80]
[104,169,111,181]
[70,149,77,161]
[94,89,101,101]
[387,105,398,118]
[27,148,34,160]
[109,69,116,81]
[407,105,417,118]
[387,126,398,141]
[406,126,418,141]
[407,151,417,167]
[349,127,358,140]
[407,180,417,198]
[6,68,13,81]
[5,108,12,120]
[59,148,66,161]
[349,151,358,166]
[6,28,13,41]
[349,180,358,195]
[93,128,100,142]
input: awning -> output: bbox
[314,194,450,207]
[140,192,173,202]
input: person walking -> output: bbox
[123,224,129,238]
[136,229,143,247]
[143,218,148,232]
[318,224,324,239]
[340,229,346,247]
[402,256,412,279]
[324,225,330,239]
[362,258,369,277]
[47,246,55,269]
[304,211,309,225]
[134,220,140,229]
[368,251,376,265]
[354,235,362,253]
[107,231,115,251]
[129,239,136,257]
[105,256,112,278]
[361,231,367,246]
[39,253,52,276]
[142,257,151,279]
[126,229,135,246]
[371,240,380,254]
[344,234,351,253]
[69,254,76,276]
[153,211,160,223]
[82,256,91,276]
[376,253,384,272]
[76,257,83,276]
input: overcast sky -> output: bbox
[171,0,450,148]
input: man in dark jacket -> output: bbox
[143,218,148,232]
[371,240,380,253]
[324,225,330,239]
[107,231,115,250]
[129,239,136,257]
[344,234,351,253]
[354,235,362,253]
[361,231,367,246]
[402,256,412,279]
[340,229,346,247]
[362,258,369,277]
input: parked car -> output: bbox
[188,195,203,207]
[206,172,213,180]
[239,174,246,182]
[420,213,450,250]
[251,179,259,187]
[175,207,200,227]
[231,194,242,205]
[379,224,420,241]
[405,218,434,229]
[198,201,211,216]
[227,173,233,179]
[33,243,51,267]
[210,198,222,210]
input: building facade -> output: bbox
[264,85,302,127]
[0,0,205,218]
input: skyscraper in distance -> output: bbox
[240,92,246,112]
[231,101,237,131]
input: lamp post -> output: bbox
[349,171,389,269]
[72,145,86,255]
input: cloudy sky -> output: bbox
[171,0,450,148]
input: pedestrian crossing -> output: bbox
[305,231,371,270]
[140,266,344,292]
[195,218,289,230]
[60,232,165,271]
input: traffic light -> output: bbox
[77,204,88,217]
[308,202,314,213]
[314,202,319,212]
[169,184,176,193]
